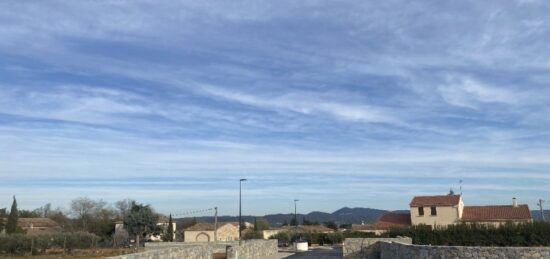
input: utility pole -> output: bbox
[214,206,218,243]
[538,199,545,222]
[294,199,299,252]
[239,178,247,245]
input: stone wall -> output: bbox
[226,239,278,259]
[110,240,277,259]
[108,245,213,259]
[343,237,413,259]
[380,242,550,259]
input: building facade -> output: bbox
[409,194,532,228]
[184,222,239,242]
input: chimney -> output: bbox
[512,197,518,207]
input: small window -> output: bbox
[418,207,424,216]
[431,206,437,216]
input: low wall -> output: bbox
[380,242,550,259]
[145,241,236,253]
[226,239,278,259]
[109,245,212,259]
[109,240,277,259]
[343,237,413,259]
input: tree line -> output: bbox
[0,196,174,251]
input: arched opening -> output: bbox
[196,232,210,242]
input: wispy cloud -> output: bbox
[1,0,550,214]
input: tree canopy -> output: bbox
[123,202,159,247]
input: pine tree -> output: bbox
[6,196,19,234]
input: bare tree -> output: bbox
[115,199,135,220]
[70,197,106,230]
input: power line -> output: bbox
[172,207,215,217]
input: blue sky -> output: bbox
[1,0,550,216]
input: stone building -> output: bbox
[184,222,239,242]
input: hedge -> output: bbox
[386,221,550,247]
[0,232,98,255]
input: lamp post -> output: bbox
[239,178,247,244]
[294,199,299,251]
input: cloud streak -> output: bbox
[1,0,550,214]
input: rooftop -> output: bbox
[410,194,461,207]
[185,222,238,231]
[462,205,532,221]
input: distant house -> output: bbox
[149,220,177,241]
[184,222,240,242]
[409,194,532,228]
[351,212,411,235]
[114,220,176,242]
[17,218,62,235]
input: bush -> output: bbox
[0,232,99,255]
[386,222,550,247]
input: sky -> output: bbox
[1,0,550,216]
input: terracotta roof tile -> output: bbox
[17,218,61,228]
[375,212,411,229]
[350,213,411,231]
[462,205,532,221]
[410,195,461,206]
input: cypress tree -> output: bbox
[167,214,174,242]
[6,196,18,234]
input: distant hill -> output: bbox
[531,210,550,221]
[176,207,393,227]
[176,208,550,228]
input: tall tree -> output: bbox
[123,202,159,249]
[162,214,174,242]
[115,199,135,220]
[6,196,19,234]
[70,197,106,230]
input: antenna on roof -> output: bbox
[459,179,463,195]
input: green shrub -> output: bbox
[386,222,550,247]
[0,232,99,255]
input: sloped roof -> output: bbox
[18,218,61,228]
[462,205,532,221]
[410,195,461,206]
[375,212,411,229]
[352,212,412,231]
[185,222,238,231]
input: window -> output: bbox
[431,206,437,216]
[418,207,424,216]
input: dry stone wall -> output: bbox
[343,237,413,259]
[226,239,278,259]
[109,240,277,259]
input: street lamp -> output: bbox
[294,199,299,251]
[294,199,299,231]
[239,178,247,244]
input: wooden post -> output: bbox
[63,235,67,255]
[135,234,140,251]
[214,207,218,243]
